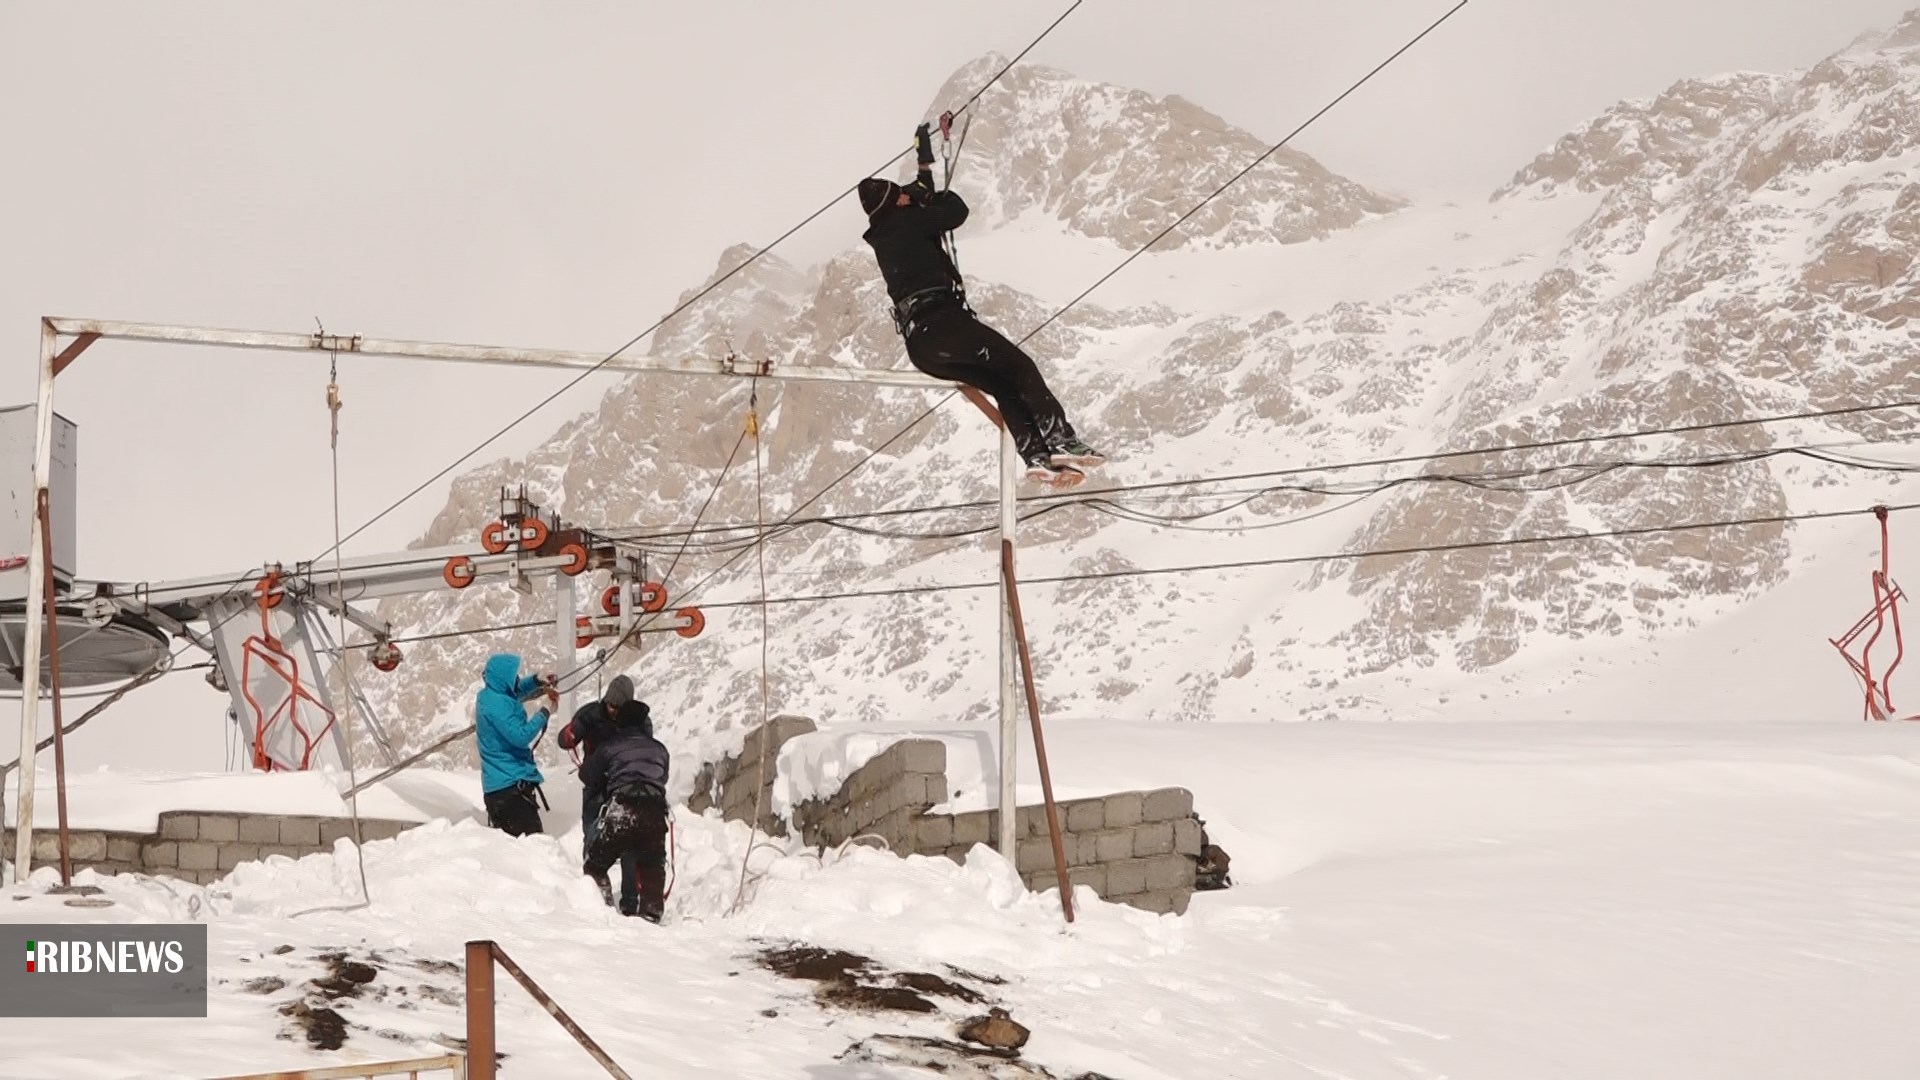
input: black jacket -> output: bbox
[556,700,611,755]
[581,707,670,805]
[861,187,970,305]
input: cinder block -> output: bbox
[1103,792,1144,829]
[258,845,303,861]
[1018,805,1047,838]
[1133,822,1175,858]
[363,820,413,842]
[1106,858,1150,896]
[1142,787,1193,822]
[1124,890,1175,914]
[197,815,240,843]
[142,841,179,868]
[68,832,107,861]
[1067,864,1107,895]
[942,845,970,863]
[177,842,218,871]
[318,820,355,846]
[951,811,990,848]
[1066,832,1100,868]
[237,817,280,844]
[157,814,197,841]
[1016,839,1055,874]
[916,814,954,850]
[107,836,141,863]
[279,818,321,847]
[30,834,59,861]
[1066,800,1104,833]
[1144,853,1194,892]
[1169,890,1191,915]
[1094,829,1135,864]
[915,773,948,809]
[217,844,261,870]
[900,739,946,777]
[1172,816,1203,856]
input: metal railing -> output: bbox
[208,1053,465,1080]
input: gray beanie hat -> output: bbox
[603,674,635,709]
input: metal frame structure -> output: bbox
[12,317,1030,883]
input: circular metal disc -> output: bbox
[0,603,171,694]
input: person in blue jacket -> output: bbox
[474,652,558,837]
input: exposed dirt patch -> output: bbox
[312,953,380,999]
[756,944,996,1016]
[278,1000,349,1051]
[838,1034,1118,1079]
[241,976,287,995]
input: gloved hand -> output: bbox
[905,176,936,204]
[915,122,936,168]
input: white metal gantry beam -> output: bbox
[43,318,955,390]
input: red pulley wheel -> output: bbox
[443,555,475,589]
[638,581,668,614]
[557,541,589,577]
[479,521,510,555]
[519,518,550,550]
[575,614,598,650]
[675,606,705,639]
[600,584,623,616]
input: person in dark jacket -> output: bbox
[473,653,556,837]
[558,674,639,913]
[858,121,1104,486]
[581,698,671,922]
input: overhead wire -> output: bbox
[305,0,1088,571]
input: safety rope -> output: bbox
[293,349,372,917]
[731,379,774,915]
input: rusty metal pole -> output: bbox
[464,940,495,1080]
[998,540,1073,923]
[488,943,634,1079]
[36,492,71,887]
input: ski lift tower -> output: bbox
[12,317,1033,883]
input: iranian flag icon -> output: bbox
[25,940,34,973]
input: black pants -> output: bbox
[903,305,1077,460]
[584,790,668,919]
[483,781,545,838]
[582,790,638,913]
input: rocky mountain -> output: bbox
[354,14,1920,770]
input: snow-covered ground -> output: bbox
[5,717,1919,1079]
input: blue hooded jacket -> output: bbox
[474,653,550,794]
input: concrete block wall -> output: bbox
[685,714,817,836]
[4,812,420,886]
[788,739,948,850]
[692,719,1205,915]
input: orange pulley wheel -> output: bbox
[599,584,622,616]
[575,614,598,649]
[479,521,511,555]
[638,581,668,613]
[519,517,550,550]
[675,606,705,639]
[443,555,475,589]
[557,541,589,577]
[370,641,403,673]
[253,574,283,610]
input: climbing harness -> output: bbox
[1829,505,1919,721]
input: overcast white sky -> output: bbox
[2,0,1913,773]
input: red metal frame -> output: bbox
[1829,506,1919,722]
[238,601,339,770]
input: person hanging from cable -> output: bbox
[858,118,1105,486]
[557,674,642,915]
[580,696,672,923]
[474,652,557,838]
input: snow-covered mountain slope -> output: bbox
[360,13,1920,766]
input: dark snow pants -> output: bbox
[483,780,545,837]
[584,788,668,919]
[902,303,1077,460]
